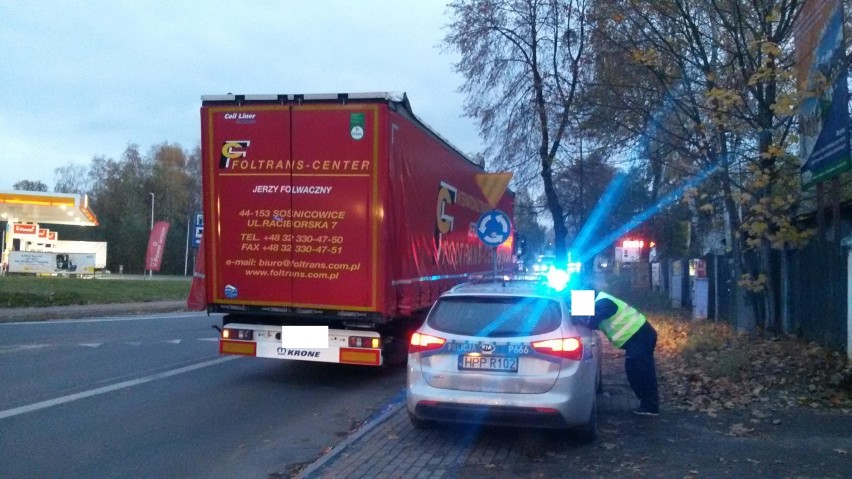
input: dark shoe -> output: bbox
[632,406,658,416]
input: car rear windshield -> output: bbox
[426,296,563,337]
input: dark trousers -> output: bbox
[622,322,659,412]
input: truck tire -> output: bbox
[382,337,408,367]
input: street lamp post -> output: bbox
[149,192,155,278]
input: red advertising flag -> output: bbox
[145,221,170,272]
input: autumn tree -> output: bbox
[588,0,810,332]
[186,145,202,214]
[13,180,48,192]
[147,142,194,274]
[53,142,200,275]
[54,163,91,195]
[553,145,617,245]
[512,189,548,263]
[444,0,593,266]
[85,145,151,274]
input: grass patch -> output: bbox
[0,275,191,308]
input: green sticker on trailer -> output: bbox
[350,113,365,140]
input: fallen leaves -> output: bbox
[726,423,754,437]
[652,315,852,414]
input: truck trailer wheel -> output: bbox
[382,336,409,367]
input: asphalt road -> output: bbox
[0,311,405,478]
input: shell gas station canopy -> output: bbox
[1,190,103,275]
[0,190,99,226]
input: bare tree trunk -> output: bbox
[717,137,754,331]
[542,155,568,264]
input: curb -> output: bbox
[296,389,407,479]
[0,301,189,323]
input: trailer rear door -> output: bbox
[203,103,380,312]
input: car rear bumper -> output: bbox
[406,375,594,429]
[411,401,570,428]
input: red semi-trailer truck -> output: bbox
[197,92,514,366]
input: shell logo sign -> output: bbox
[13,224,37,236]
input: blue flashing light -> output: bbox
[546,269,572,292]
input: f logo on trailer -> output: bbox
[433,181,458,263]
[219,141,250,168]
[435,181,457,235]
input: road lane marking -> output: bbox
[0,356,239,420]
[0,344,50,354]
[1,339,218,353]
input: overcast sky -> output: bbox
[0,1,481,191]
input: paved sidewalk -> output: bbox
[295,344,852,479]
[298,346,637,479]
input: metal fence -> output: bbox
[650,237,848,352]
[789,237,847,351]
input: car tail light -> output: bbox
[409,332,446,353]
[222,328,253,340]
[531,337,583,360]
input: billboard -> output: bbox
[54,241,108,268]
[795,0,851,187]
[8,251,96,274]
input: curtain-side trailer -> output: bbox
[195,92,514,366]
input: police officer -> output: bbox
[585,291,660,416]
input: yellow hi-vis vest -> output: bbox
[596,292,647,348]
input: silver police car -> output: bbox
[406,276,602,441]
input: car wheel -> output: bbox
[574,399,597,443]
[408,411,434,429]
